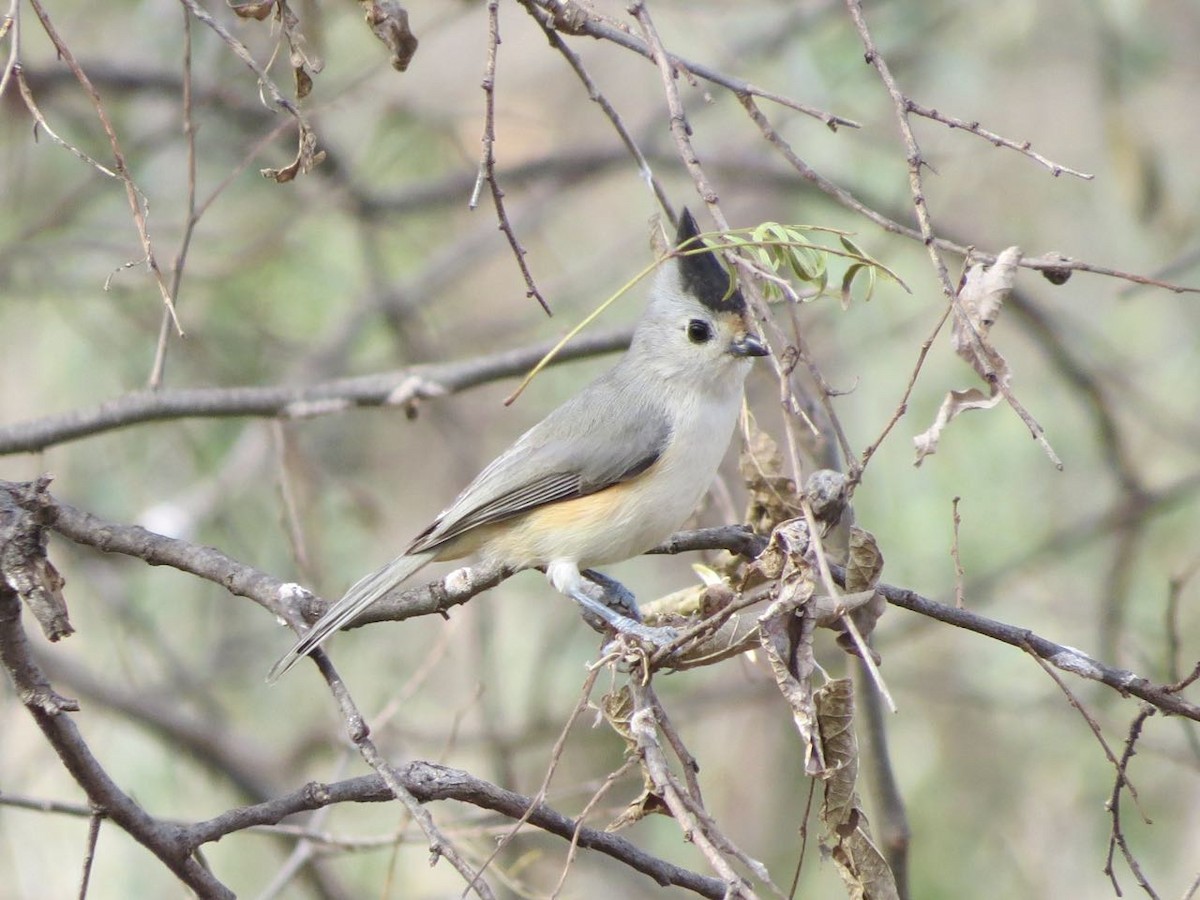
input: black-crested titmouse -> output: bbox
[269,209,768,680]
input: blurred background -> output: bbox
[1,0,1199,897]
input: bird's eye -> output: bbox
[686,319,713,344]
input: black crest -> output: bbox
[676,208,746,315]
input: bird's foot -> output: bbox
[570,571,680,647]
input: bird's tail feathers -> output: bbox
[267,550,437,682]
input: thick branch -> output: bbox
[187,762,728,898]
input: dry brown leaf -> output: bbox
[261,123,325,183]
[804,469,849,536]
[739,414,802,535]
[834,527,887,661]
[831,827,901,900]
[816,679,900,900]
[278,2,323,100]
[228,0,275,20]
[361,0,420,72]
[742,516,810,592]
[844,527,883,594]
[601,685,635,751]
[757,530,822,773]
[816,679,857,819]
[607,783,669,831]
[914,246,1021,465]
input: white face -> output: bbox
[634,262,763,388]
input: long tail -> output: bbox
[267,550,437,682]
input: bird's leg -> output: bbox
[547,561,678,646]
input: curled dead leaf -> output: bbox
[914,246,1021,465]
[832,528,886,662]
[0,477,74,641]
[743,516,811,589]
[739,414,802,535]
[228,0,275,20]
[844,526,883,594]
[804,468,849,536]
[294,65,313,99]
[362,0,420,72]
[817,679,900,899]
[261,124,325,183]
[760,598,823,775]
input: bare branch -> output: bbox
[528,0,858,130]
[853,568,1200,722]
[184,763,729,898]
[0,563,234,897]
[0,328,632,455]
[905,99,1093,180]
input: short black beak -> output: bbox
[729,333,770,358]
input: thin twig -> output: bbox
[77,809,104,900]
[738,93,1200,297]
[1021,643,1148,819]
[906,99,1093,180]
[641,684,782,896]
[269,598,496,900]
[550,758,638,899]
[851,305,954,490]
[271,422,315,584]
[471,0,550,314]
[465,665,603,893]
[627,680,758,899]
[531,0,857,129]
[176,0,305,129]
[0,0,20,100]
[629,0,718,213]
[647,686,704,805]
[27,0,182,335]
[950,497,966,608]
[521,0,673,219]
[1103,706,1160,900]
[149,6,199,388]
[787,777,818,900]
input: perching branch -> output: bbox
[16,479,1195,723]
